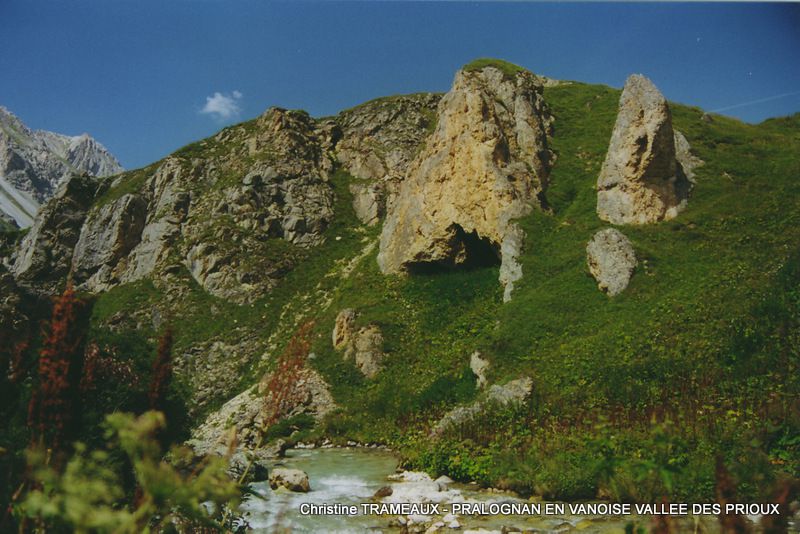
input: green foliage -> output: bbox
[19,411,241,533]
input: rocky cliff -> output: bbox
[377,65,554,301]
[0,106,123,227]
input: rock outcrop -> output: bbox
[9,173,99,285]
[431,377,533,437]
[470,351,490,389]
[332,309,385,378]
[377,65,553,301]
[335,94,441,225]
[188,365,335,467]
[58,108,336,301]
[0,106,122,227]
[597,75,691,225]
[586,228,637,296]
[71,193,148,289]
[351,324,384,378]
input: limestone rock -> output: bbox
[103,158,188,289]
[432,377,533,437]
[349,182,384,226]
[269,468,310,492]
[352,325,385,379]
[10,173,99,286]
[377,65,553,302]
[597,74,691,225]
[673,130,703,183]
[332,308,357,350]
[333,310,385,378]
[586,228,637,296]
[71,193,147,290]
[335,93,441,215]
[470,351,490,389]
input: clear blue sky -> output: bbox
[1,1,798,169]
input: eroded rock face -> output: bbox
[377,66,553,301]
[64,108,336,303]
[586,228,637,296]
[597,74,691,225]
[71,193,147,290]
[336,94,441,224]
[332,310,385,378]
[10,173,99,286]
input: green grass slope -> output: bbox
[307,82,800,501]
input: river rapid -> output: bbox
[238,446,737,533]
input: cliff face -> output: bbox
[377,65,553,301]
[0,106,122,227]
[335,94,441,225]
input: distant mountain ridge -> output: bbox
[0,106,123,228]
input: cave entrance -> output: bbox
[407,224,501,275]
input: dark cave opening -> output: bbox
[407,224,501,275]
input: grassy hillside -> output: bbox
[305,82,800,500]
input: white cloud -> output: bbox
[200,91,242,120]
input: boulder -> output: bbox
[352,325,385,378]
[586,228,637,296]
[470,351,490,388]
[269,467,310,492]
[597,74,691,225]
[332,308,357,350]
[431,377,533,437]
[377,64,553,302]
[374,485,393,498]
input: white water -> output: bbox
[238,448,640,533]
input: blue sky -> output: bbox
[1,1,798,169]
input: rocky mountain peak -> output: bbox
[377,62,554,301]
[0,106,123,227]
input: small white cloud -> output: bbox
[200,91,243,120]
